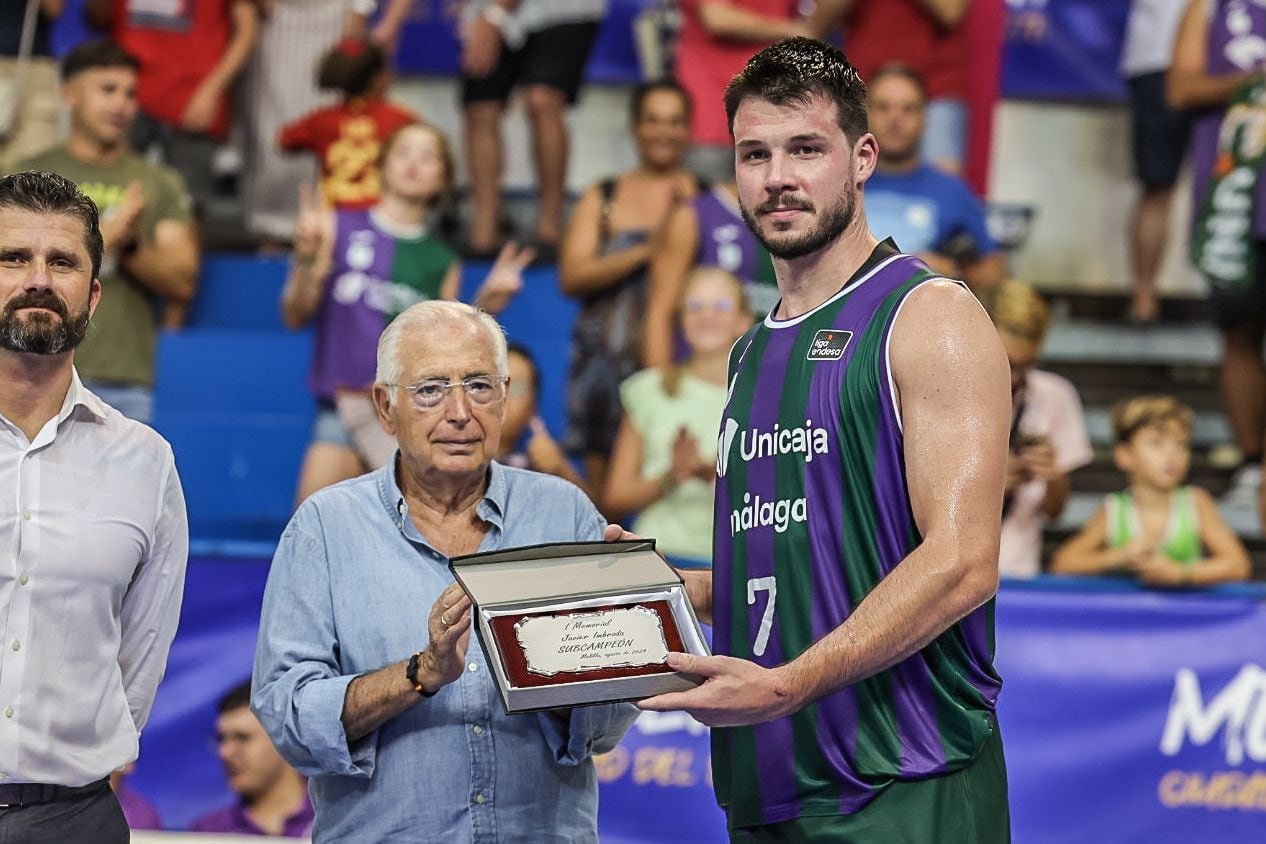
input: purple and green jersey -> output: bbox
[712,241,1002,827]
[309,208,456,400]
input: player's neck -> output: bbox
[771,223,880,320]
[65,131,127,166]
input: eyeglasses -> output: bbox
[388,376,508,410]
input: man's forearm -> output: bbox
[123,242,198,303]
[341,660,429,742]
[202,3,260,94]
[918,0,969,28]
[779,536,995,705]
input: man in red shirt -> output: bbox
[675,1,841,182]
[842,0,972,174]
[86,0,259,212]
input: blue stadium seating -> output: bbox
[161,254,581,543]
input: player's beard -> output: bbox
[741,188,856,261]
[0,290,91,355]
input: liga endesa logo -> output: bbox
[1156,664,1266,811]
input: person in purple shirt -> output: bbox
[190,681,314,837]
[109,764,163,830]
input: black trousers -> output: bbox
[0,780,129,844]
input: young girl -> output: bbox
[282,122,530,502]
[278,37,417,211]
[1051,396,1251,586]
[603,266,753,566]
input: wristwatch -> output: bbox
[406,651,438,697]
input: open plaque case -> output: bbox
[449,539,710,714]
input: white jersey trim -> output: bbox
[884,276,973,435]
[762,252,908,330]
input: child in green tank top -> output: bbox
[1051,396,1250,586]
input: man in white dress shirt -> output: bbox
[0,170,188,842]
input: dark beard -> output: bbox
[0,290,91,355]
[740,190,856,260]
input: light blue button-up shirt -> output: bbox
[252,461,639,843]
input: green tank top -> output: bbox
[1105,486,1201,565]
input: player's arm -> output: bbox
[638,283,1006,724]
[643,203,699,367]
[1188,487,1252,584]
[1169,0,1259,109]
[777,281,1008,703]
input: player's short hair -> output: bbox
[0,171,104,280]
[61,39,139,81]
[1111,396,1194,444]
[987,281,1051,348]
[869,62,928,103]
[724,37,868,144]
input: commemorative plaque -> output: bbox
[449,540,709,713]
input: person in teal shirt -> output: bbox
[1052,395,1251,586]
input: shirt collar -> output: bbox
[66,367,109,422]
[375,456,509,538]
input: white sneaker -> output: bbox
[1222,463,1262,507]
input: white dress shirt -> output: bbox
[0,370,188,786]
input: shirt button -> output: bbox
[18,574,28,586]
[10,640,18,652]
[474,793,486,804]
[3,707,11,718]
[472,725,484,736]
[468,663,479,673]
[21,510,30,521]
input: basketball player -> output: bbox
[607,38,1012,841]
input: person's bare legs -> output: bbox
[1129,184,1173,322]
[464,100,506,254]
[1221,321,1266,459]
[295,442,365,506]
[524,84,568,249]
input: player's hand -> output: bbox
[461,14,503,78]
[638,653,800,727]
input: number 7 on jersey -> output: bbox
[747,576,777,657]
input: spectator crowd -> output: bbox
[1,0,1264,836]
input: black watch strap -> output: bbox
[406,651,437,697]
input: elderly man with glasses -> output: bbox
[253,300,638,843]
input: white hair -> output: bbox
[375,300,508,403]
